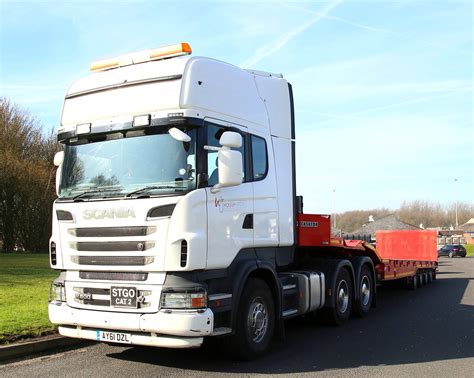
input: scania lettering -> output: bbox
[83,208,136,220]
[49,42,438,360]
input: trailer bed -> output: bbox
[296,214,438,282]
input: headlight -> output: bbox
[160,289,207,309]
[49,282,66,305]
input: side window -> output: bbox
[251,135,267,181]
[206,124,245,186]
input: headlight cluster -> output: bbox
[160,289,207,310]
[49,282,66,305]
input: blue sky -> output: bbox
[1,0,472,213]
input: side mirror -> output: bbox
[54,151,64,167]
[216,149,242,189]
[219,131,242,148]
[54,151,64,196]
[168,127,191,142]
[212,132,243,192]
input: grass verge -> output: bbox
[466,244,474,257]
[0,253,57,343]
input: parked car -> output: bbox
[438,244,467,258]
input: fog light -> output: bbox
[50,241,57,266]
[49,282,66,305]
[160,289,207,309]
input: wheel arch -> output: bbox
[317,259,355,309]
[230,260,282,332]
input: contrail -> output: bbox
[240,0,343,68]
[317,86,472,125]
[280,2,402,37]
[281,1,470,54]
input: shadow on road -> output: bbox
[108,263,474,374]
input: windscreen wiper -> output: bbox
[125,185,179,198]
[72,186,122,201]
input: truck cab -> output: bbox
[49,43,300,356]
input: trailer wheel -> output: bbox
[427,271,433,283]
[229,278,275,360]
[321,268,353,326]
[354,265,373,317]
[410,275,417,290]
[417,273,424,288]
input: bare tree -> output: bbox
[336,201,474,233]
[0,98,60,253]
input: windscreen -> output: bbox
[59,127,196,199]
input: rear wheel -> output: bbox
[229,278,275,360]
[427,270,433,283]
[354,265,373,317]
[417,272,424,288]
[321,268,353,326]
[410,275,418,290]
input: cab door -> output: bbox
[205,121,254,269]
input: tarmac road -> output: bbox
[2,257,473,377]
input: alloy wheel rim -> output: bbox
[360,276,371,306]
[337,280,349,313]
[247,297,268,343]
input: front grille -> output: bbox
[70,241,155,252]
[83,299,110,306]
[70,226,156,237]
[73,286,151,309]
[79,271,148,281]
[83,287,109,295]
[180,240,188,267]
[72,256,153,266]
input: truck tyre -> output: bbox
[353,265,373,317]
[321,268,353,326]
[417,273,424,288]
[229,278,275,360]
[427,271,433,283]
[410,275,417,290]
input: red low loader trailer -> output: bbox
[296,213,438,322]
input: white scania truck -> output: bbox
[48,43,437,359]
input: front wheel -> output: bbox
[229,278,275,360]
[449,252,454,258]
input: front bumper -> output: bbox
[58,326,203,348]
[49,303,213,348]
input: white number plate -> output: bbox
[97,330,131,344]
